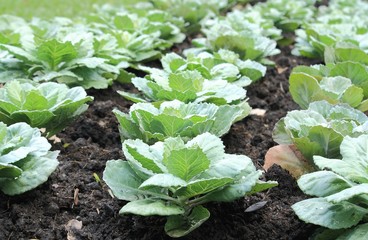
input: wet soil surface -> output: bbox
[0,41,321,239]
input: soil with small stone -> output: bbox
[0,39,321,239]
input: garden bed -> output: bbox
[0,43,320,239]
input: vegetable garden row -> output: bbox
[1,0,368,239]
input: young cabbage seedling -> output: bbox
[0,122,59,195]
[103,133,277,237]
[293,134,368,239]
[264,100,368,178]
[0,80,93,137]
[113,99,251,144]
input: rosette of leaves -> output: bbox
[146,0,244,34]
[118,69,247,105]
[292,134,368,239]
[184,14,280,65]
[88,6,185,63]
[264,100,368,178]
[0,27,120,89]
[0,122,59,195]
[220,10,282,40]
[122,0,251,34]
[144,50,266,87]
[289,63,368,111]
[113,100,251,143]
[317,0,368,28]
[0,80,93,137]
[292,0,368,59]
[293,23,368,59]
[243,0,316,33]
[103,133,277,237]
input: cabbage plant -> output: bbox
[131,0,231,34]
[243,0,316,33]
[141,50,266,87]
[0,28,120,89]
[89,6,185,63]
[293,134,368,239]
[293,0,368,59]
[293,23,368,59]
[0,122,59,195]
[104,133,277,237]
[265,101,368,178]
[119,69,247,105]
[113,100,251,144]
[289,63,368,111]
[184,11,280,65]
[274,100,368,160]
[0,80,93,137]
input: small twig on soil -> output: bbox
[280,82,285,93]
[72,188,79,208]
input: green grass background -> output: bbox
[0,0,146,19]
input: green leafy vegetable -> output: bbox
[130,0,232,34]
[0,122,59,195]
[119,69,247,104]
[113,100,251,143]
[292,134,368,239]
[89,5,185,64]
[273,100,368,160]
[293,0,368,59]
[103,133,277,237]
[289,68,367,111]
[265,100,368,177]
[141,50,266,87]
[0,80,93,136]
[184,10,280,65]
[0,28,120,89]
[243,0,317,33]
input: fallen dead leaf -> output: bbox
[250,108,267,116]
[264,144,314,178]
[48,135,61,144]
[277,67,288,74]
[65,219,83,240]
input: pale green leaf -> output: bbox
[292,198,365,229]
[0,151,59,195]
[326,184,368,203]
[164,147,209,181]
[297,171,352,197]
[103,160,149,201]
[314,156,368,183]
[120,199,184,216]
[123,139,165,174]
[289,72,320,109]
[139,173,187,189]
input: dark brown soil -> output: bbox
[0,41,321,239]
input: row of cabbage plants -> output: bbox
[265,0,368,238]
[101,0,286,236]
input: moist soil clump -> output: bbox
[0,43,320,239]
